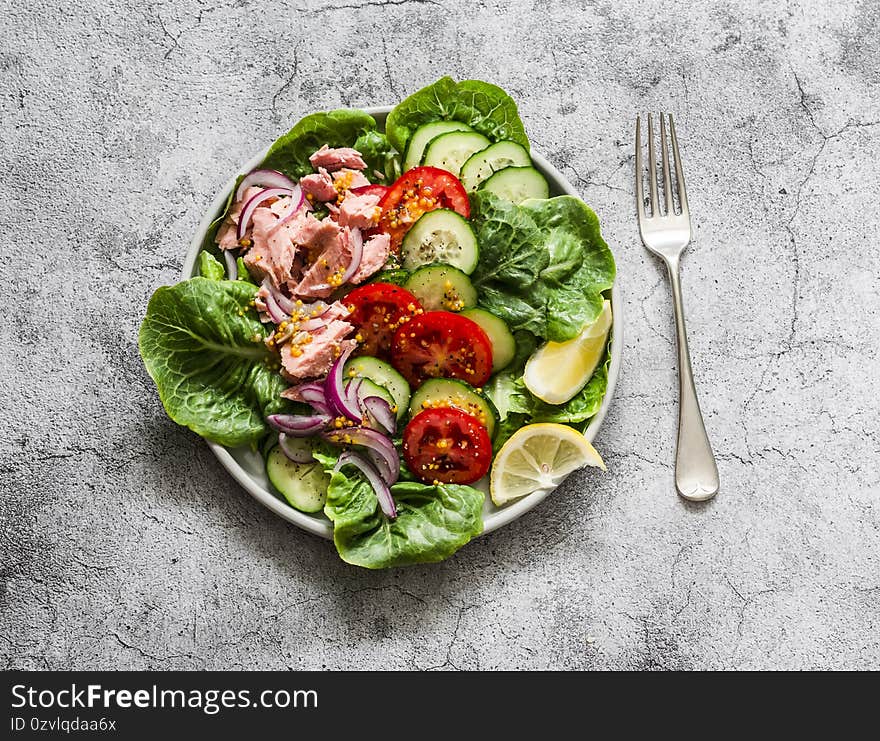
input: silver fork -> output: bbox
[635,113,719,502]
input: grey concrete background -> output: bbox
[1,0,878,671]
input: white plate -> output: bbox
[183,106,622,539]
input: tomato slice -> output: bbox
[350,184,389,199]
[344,283,422,359]
[378,167,470,250]
[403,407,492,484]
[391,311,493,388]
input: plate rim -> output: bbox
[183,105,623,540]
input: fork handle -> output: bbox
[664,256,720,501]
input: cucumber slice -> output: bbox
[368,269,409,286]
[405,264,477,312]
[480,166,549,203]
[266,446,329,513]
[460,308,516,372]
[422,131,491,177]
[409,378,498,438]
[401,209,478,274]
[460,141,531,192]
[343,356,411,421]
[404,121,473,172]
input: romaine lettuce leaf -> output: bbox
[139,277,288,447]
[261,109,378,179]
[197,250,226,280]
[471,192,616,342]
[353,129,401,184]
[315,452,484,569]
[385,77,529,155]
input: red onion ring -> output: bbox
[340,227,363,284]
[263,289,290,324]
[237,187,293,241]
[223,250,238,281]
[365,448,395,486]
[278,433,315,463]
[345,378,364,413]
[324,344,360,421]
[267,413,330,436]
[334,451,397,519]
[361,396,396,435]
[268,185,305,235]
[300,387,332,416]
[260,278,297,315]
[324,426,399,483]
[236,169,297,202]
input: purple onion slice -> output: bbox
[334,451,397,519]
[340,227,364,284]
[261,278,297,315]
[223,250,238,281]
[361,395,396,435]
[278,433,315,463]
[237,187,293,240]
[266,413,329,436]
[268,185,305,234]
[236,169,297,202]
[324,426,399,483]
[345,378,364,413]
[263,288,290,324]
[324,344,360,422]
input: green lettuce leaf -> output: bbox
[139,277,288,447]
[235,256,258,287]
[198,250,226,280]
[317,453,484,569]
[353,130,401,184]
[385,77,529,155]
[261,109,378,179]
[471,192,616,342]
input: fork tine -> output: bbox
[669,114,689,216]
[647,113,659,217]
[635,116,645,219]
[660,113,674,216]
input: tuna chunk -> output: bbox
[255,283,271,323]
[288,213,342,256]
[292,227,354,299]
[299,167,337,202]
[349,232,391,284]
[332,168,371,191]
[215,186,264,251]
[280,321,356,380]
[243,208,297,286]
[338,192,381,229]
[317,300,352,323]
[309,145,367,172]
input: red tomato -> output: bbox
[391,311,493,388]
[378,167,470,250]
[403,407,492,484]
[345,283,422,359]
[350,184,389,199]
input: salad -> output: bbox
[139,78,616,569]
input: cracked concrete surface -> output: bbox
[1,0,878,670]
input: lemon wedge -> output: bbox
[523,300,612,405]
[490,423,606,506]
